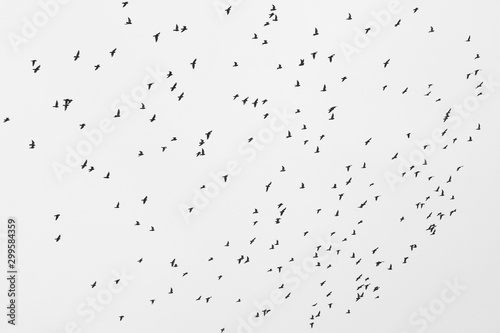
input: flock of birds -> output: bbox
[6,1,489,331]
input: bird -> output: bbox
[347,13,352,20]
[74,50,80,61]
[29,140,35,149]
[153,32,160,42]
[190,58,197,69]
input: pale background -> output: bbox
[0,0,499,332]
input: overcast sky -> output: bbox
[1,0,500,332]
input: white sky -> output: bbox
[0,0,500,332]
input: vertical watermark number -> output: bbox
[6,218,17,325]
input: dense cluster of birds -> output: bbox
[7,1,489,331]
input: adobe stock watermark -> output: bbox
[340,0,405,63]
[385,74,498,191]
[402,277,466,333]
[51,65,169,182]
[179,107,296,224]
[54,268,134,333]
[235,234,340,333]
[7,0,72,53]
